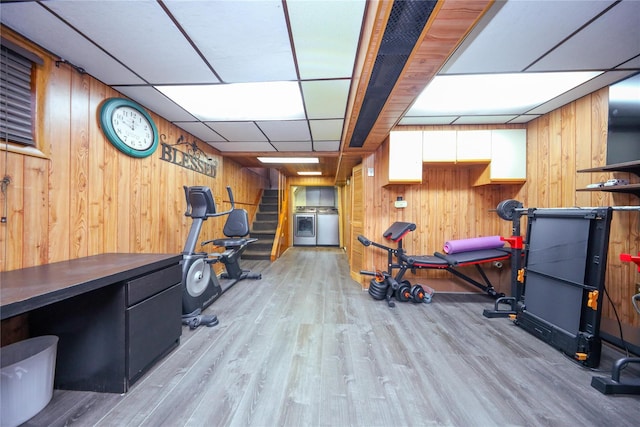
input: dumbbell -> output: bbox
[395,281,427,303]
[410,284,427,303]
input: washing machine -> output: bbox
[293,207,316,246]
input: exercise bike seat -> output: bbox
[212,208,257,248]
[383,222,417,242]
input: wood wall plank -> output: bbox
[560,103,576,206]
[548,109,562,206]
[0,153,25,270]
[22,155,48,267]
[574,95,592,207]
[47,58,73,263]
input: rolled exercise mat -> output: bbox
[443,236,505,254]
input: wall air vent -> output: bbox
[349,0,436,148]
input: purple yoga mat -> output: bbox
[443,235,504,254]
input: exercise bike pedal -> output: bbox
[182,314,219,329]
[200,314,219,328]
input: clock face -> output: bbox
[111,105,155,151]
[100,98,159,158]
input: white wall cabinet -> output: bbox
[456,130,492,162]
[472,129,527,185]
[422,130,456,162]
[422,130,491,163]
[385,130,423,184]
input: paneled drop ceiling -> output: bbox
[1,0,639,183]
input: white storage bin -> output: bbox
[1,335,58,427]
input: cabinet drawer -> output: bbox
[126,282,182,384]
[126,264,181,306]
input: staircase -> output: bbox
[243,189,279,260]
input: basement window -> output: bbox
[0,39,42,147]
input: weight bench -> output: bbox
[386,222,510,298]
[359,222,513,299]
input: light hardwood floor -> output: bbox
[25,247,639,426]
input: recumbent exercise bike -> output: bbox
[181,185,261,328]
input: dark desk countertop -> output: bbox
[1,253,182,320]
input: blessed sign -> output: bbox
[160,142,218,178]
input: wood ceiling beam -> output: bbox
[335,0,495,183]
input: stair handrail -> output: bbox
[270,186,289,261]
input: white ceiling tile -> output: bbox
[529,1,640,71]
[309,119,343,141]
[288,0,366,80]
[44,1,218,84]
[0,2,144,85]
[442,0,616,74]
[617,55,640,69]
[257,120,311,141]
[509,115,540,124]
[271,141,313,152]
[302,80,351,119]
[453,116,517,125]
[313,140,340,152]
[163,0,296,83]
[398,116,458,126]
[112,86,195,121]
[172,122,225,143]
[207,122,267,142]
[208,142,275,152]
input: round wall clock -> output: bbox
[99,98,159,158]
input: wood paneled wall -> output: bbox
[351,87,639,329]
[0,29,267,273]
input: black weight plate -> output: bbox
[410,285,425,303]
[396,284,411,302]
[368,279,388,300]
[496,199,522,221]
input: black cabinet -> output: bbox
[3,254,183,393]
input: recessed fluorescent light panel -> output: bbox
[258,157,319,164]
[156,81,305,121]
[407,72,602,116]
[297,171,322,176]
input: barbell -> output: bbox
[495,199,640,221]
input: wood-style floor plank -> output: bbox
[24,248,640,426]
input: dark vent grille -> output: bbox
[349,0,437,148]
